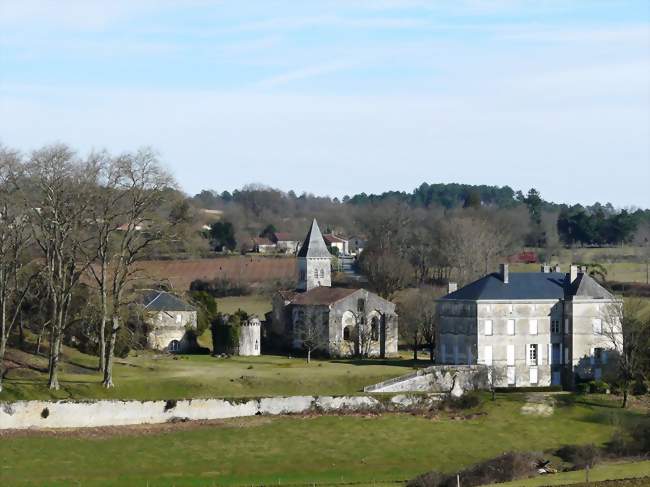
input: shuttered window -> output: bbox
[484,346,493,366]
[484,320,493,336]
[507,319,515,336]
[507,345,515,366]
[529,319,538,335]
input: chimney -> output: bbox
[554,264,561,273]
[447,282,458,294]
[500,263,509,284]
[541,264,550,273]
[570,264,579,283]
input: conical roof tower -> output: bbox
[297,219,332,291]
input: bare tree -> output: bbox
[0,146,37,391]
[359,248,412,299]
[25,144,96,390]
[294,309,329,363]
[600,299,649,408]
[99,149,174,388]
[398,289,437,361]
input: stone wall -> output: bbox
[364,365,489,396]
[0,394,443,430]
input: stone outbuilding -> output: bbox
[142,290,198,353]
[271,219,398,357]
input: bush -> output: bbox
[575,383,590,394]
[494,386,563,393]
[589,380,609,394]
[407,452,541,487]
[190,278,251,298]
[440,392,482,411]
[555,444,600,469]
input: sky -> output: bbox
[1,1,649,208]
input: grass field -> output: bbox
[0,343,423,401]
[1,394,648,486]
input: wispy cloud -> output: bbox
[254,61,359,88]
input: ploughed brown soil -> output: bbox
[132,255,297,290]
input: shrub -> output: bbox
[589,380,609,394]
[440,392,481,411]
[190,278,251,298]
[407,452,541,487]
[555,444,600,469]
[630,424,650,453]
[576,383,590,394]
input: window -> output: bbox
[441,343,447,363]
[507,345,515,366]
[594,347,605,364]
[551,320,561,334]
[319,268,325,278]
[357,299,365,312]
[176,314,182,324]
[564,318,570,335]
[168,340,180,353]
[343,326,352,341]
[564,347,570,364]
[507,319,515,336]
[484,346,493,366]
[530,367,538,385]
[529,319,538,335]
[254,340,259,351]
[528,344,538,365]
[508,304,514,314]
[314,268,319,278]
[507,366,516,385]
[484,320,493,336]
[593,318,602,335]
[371,317,380,341]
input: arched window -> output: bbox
[371,317,380,341]
[343,326,352,341]
[319,268,325,278]
[169,340,180,353]
[314,268,319,278]
[255,340,259,351]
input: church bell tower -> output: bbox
[297,219,332,291]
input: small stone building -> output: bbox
[142,291,198,353]
[271,219,398,357]
[437,264,619,389]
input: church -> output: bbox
[270,219,398,357]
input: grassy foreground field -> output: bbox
[0,344,420,401]
[1,394,648,486]
[495,461,650,486]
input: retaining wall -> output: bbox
[0,393,442,430]
[364,365,489,394]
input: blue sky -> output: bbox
[1,0,649,207]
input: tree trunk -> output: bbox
[102,314,119,388]
[98,313,106,372]
[307,348,311,364]
[0,336,6,392]
[413,339,418,361]
[429,341,435,362]
[47,328,61,390]
[622,388,628,408]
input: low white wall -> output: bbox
[0,394,442,430]
[364,365,489,394]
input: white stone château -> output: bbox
[437,264,619,388]
[142,290,198,353]
[271,219,398,357]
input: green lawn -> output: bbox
[0,344,422,401]
[1,394,647,486]
[494,461,650,486]
[216,295,272,317]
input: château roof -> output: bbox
[297,219,332,259]
[442,271,614,301]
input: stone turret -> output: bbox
[239,317,261,356]
[297,219,332,291]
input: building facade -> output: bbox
[437,264,618,388]
[142,291,198,353]
[271,219,398,357]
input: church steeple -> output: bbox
[297,219,331,291]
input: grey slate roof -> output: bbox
[442,271,614,301]
[569,273,614,299]
[142,291,196,311]
[297,219,332,259]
